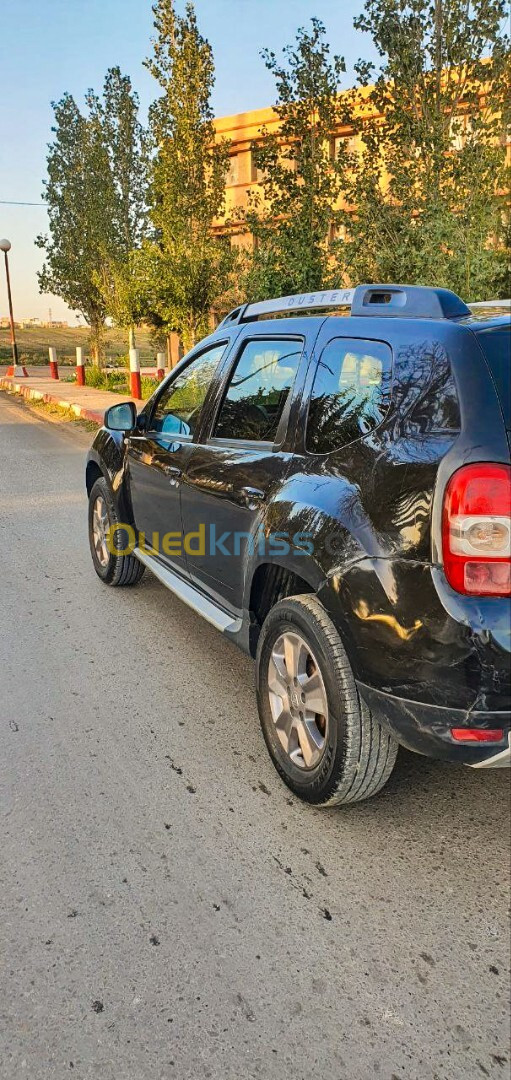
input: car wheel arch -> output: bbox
[248,560,317,637]
[86,459,104,496]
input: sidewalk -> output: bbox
[0,370,146,425]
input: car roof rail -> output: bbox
[469,299,511,310]
[217,284,471,327]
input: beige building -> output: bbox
[212,82,510,250]
[212,98,363,247]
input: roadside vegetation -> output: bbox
[36,0,510,365]
[0,325,156,366]
[83,367,159,399]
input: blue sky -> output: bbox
[1,0,375,320]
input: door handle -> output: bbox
[162,464,182,486]
[238,486,266,508]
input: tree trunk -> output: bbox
[90,321,104,369]
[90,340,101,368]
[167,332,182,369]
[129,325,136,350]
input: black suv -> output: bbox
[86,284,511,805]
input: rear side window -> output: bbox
[477,328,511,428]
[306,337,392,454]
[214,337,302,443]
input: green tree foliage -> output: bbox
[36,93,113,363]
[341,0,510,299]
[144,0,234,349]
[90,68,150,350]
[242,18,352,299]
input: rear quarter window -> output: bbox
[393,340,460,434]
[476,327,511,429]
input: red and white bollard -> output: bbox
[6,358,28,378]
[48,346,59,379]
[156,351,166,382]
[76,346,85,386]
[129,347,141,399]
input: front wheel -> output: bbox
[255,594,398,806]
[88,477,144,587]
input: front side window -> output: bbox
[306,337,392,454]
[214,338,303,443]
[151,343,227,437]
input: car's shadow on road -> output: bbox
[123,573,511,856]
[318,741,510,846]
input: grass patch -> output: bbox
[85,367,159,399]
[0,325,158,365]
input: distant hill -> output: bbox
[0,325,159,365]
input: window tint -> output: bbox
[214,338,302,443]
[477,327,511,428]
[307,337,392,454]
[404,344,460,433]
[151,343,226,437]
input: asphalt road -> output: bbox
[0,392,509,1080]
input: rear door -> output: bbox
[293,323,395,563]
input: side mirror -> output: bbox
[104,401,137,432]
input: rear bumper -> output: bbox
[469,734,511,768]
[357,682,511,767]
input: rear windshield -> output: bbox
[476,327,511,428]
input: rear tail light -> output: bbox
[442,464,511,596]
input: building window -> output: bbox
[250,150,263,183]
[449,113,478,151]
[328,222,346,245]
[227,154,240,185]
[330,134,358,160]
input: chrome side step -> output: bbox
[134,546,242,634]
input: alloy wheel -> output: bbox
[92,494,110,567]
[267,631,328,769]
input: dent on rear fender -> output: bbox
[321,557,511,712]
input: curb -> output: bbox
[0,377,105,424]
[0,377,146,426]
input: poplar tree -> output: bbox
[341,0,510,299]
[92,67,150,351]
[37,93,112,363]
[243,18,352,299]
[144,0,233,349]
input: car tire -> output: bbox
[88,477,145,587]
[255,593,398,806]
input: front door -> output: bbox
[180,335,304,608]
[126,342,228,577]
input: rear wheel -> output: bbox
[88,477,144,587]
[255,594,398,806]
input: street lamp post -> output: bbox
[0,239,28,378]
